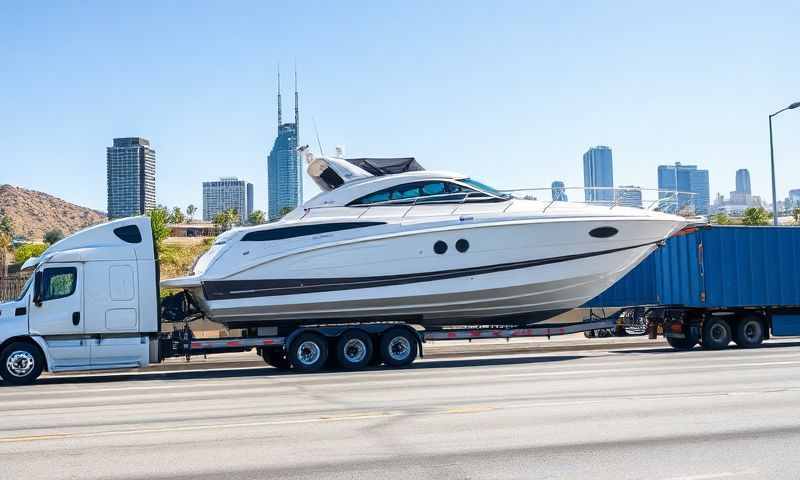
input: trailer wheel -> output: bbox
[379,328,418,367]
[702,318,732,350]
[336,330,373,369]
[262,349,291,370]
[0,341,44,386]
[734,317,764,348]
[288,333,328,372]
[666,335,697,350]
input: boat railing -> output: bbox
[500,186,699,216]
[300,186,699,219]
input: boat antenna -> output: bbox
[313,117,324,156]
[277,65,282,129]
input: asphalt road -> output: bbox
[3,343,800,480]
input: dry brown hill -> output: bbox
[0,185,106,241]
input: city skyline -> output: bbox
[2,3,799,212]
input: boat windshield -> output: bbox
[459,178,511,199]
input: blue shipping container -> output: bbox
[585,226,800,309]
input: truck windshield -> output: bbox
[16,275,34,302]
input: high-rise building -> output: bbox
[203,177,254,224]
[657,163,710,215]
[107,137,156,219]
[551,180,568,201]
[615,185,643,208]
[267,68,302,220]
[583,146,614,204]
[735,169,751,195]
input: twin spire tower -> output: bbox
[267,66,302,221]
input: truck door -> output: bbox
[28,263,90,367]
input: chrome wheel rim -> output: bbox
[343,338,367,364]
[297,341,321,366]
[388,337,411,361]
[6,351,35,378]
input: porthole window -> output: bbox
[433,241,448,254]
[455,239,469,252]
[589,226,618,238]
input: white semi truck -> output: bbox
[0,217,616,385]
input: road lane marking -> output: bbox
[659,470,758,480]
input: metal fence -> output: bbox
[0,275,30,302]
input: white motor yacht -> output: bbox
[162,149,687,328]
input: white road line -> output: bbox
[658,470,758,480]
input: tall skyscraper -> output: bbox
[107,137,156,219]
[203,177,254,224]
[657,163,710,215]
[267,68,302,220]
[615,185,643,208]
[551,180,568,201]
[735,169,751,195]
[583,146,614,204]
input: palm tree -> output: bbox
[248,210,266,225]
[742,207,771,226]
[186,204,197,223]
[0,232,12,278]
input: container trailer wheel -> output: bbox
[379,328,418,367]
[0,341,44,386]
[336,330,373,369]
[262,349,291,370]
[288,332,329,372]
[666,335,697,350]
[702,318,732,350]
[734,317,764,348]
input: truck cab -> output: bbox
[0,217,160,385]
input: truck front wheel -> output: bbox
[702,318,732,350]
[0,342,44,386]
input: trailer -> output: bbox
[585,225,800,350]
[0,217,618,385]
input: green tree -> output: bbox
[0,215,13,237]
[792,208,800,225]
[186,204,197,222]
[148,207,171,251]
[43,229,64,245]
[278,206,293,219]
[248,210,266,225]
[742,207,771,226]
[0,232,12,277]
[169,207,186,224]
[14,243,47,264]
[709,212,732,225]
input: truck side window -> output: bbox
[42,267,77,301]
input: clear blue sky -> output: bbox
[1,1,798,212]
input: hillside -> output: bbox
[0,184,106,241]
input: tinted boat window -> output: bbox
[241,222,386,241]
[350,181,477,206]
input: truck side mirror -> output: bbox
[33,271,43,307]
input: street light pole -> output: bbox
[769,102,800,226]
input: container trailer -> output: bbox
[585,225,800,349]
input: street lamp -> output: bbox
[769,101,800,225]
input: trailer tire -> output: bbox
[666,335,697,350]
[288,332,328,372]
[702,318,732,350]
[0,341,44,386]
[336,330,373,369]
[379,328,418,368]
[734,317,764,348]
[262,349,291,370]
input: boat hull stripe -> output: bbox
[202,241,657,300]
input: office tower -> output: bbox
[583,146,614,204]
[657,163,710,215]
[267,68,302,220]
[735,169,751,195]
[203,177,254,224]
[107,137,156,219]
[615,185,643,208]
[551,180,568,201]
